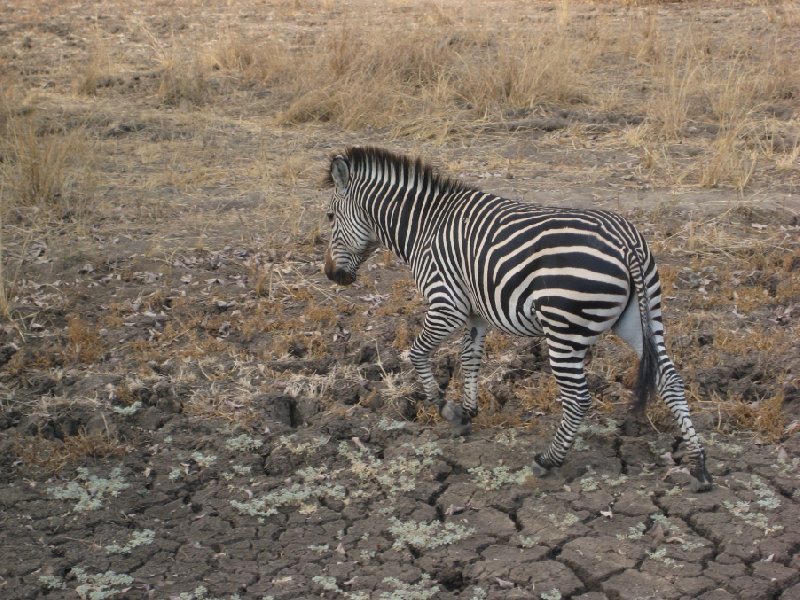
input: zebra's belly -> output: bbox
[478,305,545,337]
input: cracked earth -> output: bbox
[2,403,799,599]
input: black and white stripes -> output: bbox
[324,147,712,491]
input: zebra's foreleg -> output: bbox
[533,342,591,476]
[658,360,713,491]
[409,307,469,430]
[460,315,489,418]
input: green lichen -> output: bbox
[275,434,330,454]
[312,576,341,592]
[705,433,745,456]
[616,521,646,540]
[388,517,475,551]
[338,440,441,496]
[377,417,407,430]
[379,575,439,599]
[541,589,562,600]
[572,421,621,454]
[749,475,781,510]
[723,500,784,535]
[190,451,217,467]
[601,473,628,487]
[547,512,580,530]
[71,567,134,600]
[469,464,530,491]
[360,549,377,561]
[48,467,130,512]
[518,535,540,548]
[225,434,263,452]
[469,587,488,600]
[496,430,521,447]
[310,576,368,600]
[38,575,66,590]
[111,401,142,415]
[647,547,677,566]
[230,465,345,520]
[650,512,676,532]
[104,528,155,554]
[578,419,619,437]
[176,585,242,600]
[680,540,706,551]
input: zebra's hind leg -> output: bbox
[532,342,592,477]
[659,359,712,491]
[459,315,489,419]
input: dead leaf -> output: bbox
[495,577,514,589]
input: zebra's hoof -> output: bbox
[440,401,471,435]
[531,454,551,478]
[690,467,713,493]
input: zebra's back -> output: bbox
[429,197,644,338]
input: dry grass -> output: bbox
[0,118,94,219]
[65,317,104,364]
[722,392,786,443]
[0,0,797,448]
[13,429,125,476]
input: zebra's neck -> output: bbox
[353,165,452,264]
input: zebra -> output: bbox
[323,146,712,492]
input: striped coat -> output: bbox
[324,147,711,491]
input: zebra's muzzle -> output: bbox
[324,248,356,286]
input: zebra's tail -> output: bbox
[627,248,659,413]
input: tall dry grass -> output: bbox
[0,117,93,218]
[201,6,599,130]
[179,2,796,190]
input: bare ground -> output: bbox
[1,1,799,599]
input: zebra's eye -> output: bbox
[326,211,334,222]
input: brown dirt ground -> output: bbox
[1,1,799,599]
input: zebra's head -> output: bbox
[324,154,379,286]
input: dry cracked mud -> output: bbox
[2,401,799,599]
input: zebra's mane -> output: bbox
[326,146,476,196]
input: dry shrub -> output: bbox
[646,46,703,140]
[66,317,104,364]
[273,11,595,131]
[391,321,410,351]
[377,277,422,317]
[72,35,113,96]
[484,330,513,357]
[699,125,758,190]
[517,375,561,415]
[276,24,466,129]
[723,393,785,443]
[0,117,94,218]
[14,429,124,476]
[158,54,208,107]
[206,31,293,86]
[456,27,592,115]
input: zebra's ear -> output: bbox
[330,155,350,192]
